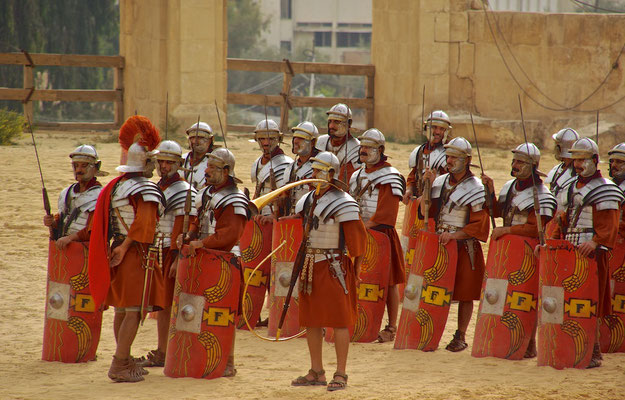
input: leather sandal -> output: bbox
[523,337,537,359]
[136,349,165,368]
[377,325,397,343]
[327,372,348,392]
[291,368,327,386]
[108,356,144,383]
[446,330,468,352]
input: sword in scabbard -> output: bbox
[276,185,320,340]
[518,96,545,246]
[28,116,56,239]
[470,112,496,229]
[140,245,158,325]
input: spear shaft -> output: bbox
[470,112,496,229]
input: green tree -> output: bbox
[227,0,270,59]
[0,0,119,121]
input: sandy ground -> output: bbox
[1,132,624,400]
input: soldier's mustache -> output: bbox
[360,152,368,156]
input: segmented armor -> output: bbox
[251,153,293,216]
[315,135,361,172]
[110,177,165,237]
[497,179,557,227]
[57,184,101,236]
[349,166,406,222]
[408,144,446,173]
[181,151,210,190]
[432,173,486,233]
[196,184,250,256]
[157,179,196,248]
[295,189,360,262]
[282,157,314,214]
[562,177,624,245]
[545,163,576,207]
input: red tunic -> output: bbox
[106,194,166,310]
[423,175,490,301]
[299,200,367,328]
[366,162,406,286]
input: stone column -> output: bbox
[120,0,227,134]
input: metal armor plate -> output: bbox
[164,247,241,379]
[537,239,598,369]
[399,197,435,300]
[236,219,273,330]
[267,219,303,338]
[325,228,391,343]
[472,234,539,360]
[43,241,102,363]
[600,234,625,353]
[394,230,458,351]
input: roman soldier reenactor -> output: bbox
[404,110,450,203]
[43,145,107,248]
[421,137,490,352]
[181,121,216,190]
[185,148,250,377]
[349,128,406,342]
[608,143,625,236]
[251,119,293,224]
[315,103,361,184]
[136,140,196,368]
[290,151,367,391]
[481,143,557,358]
[88,116,166,382]
[549,138,624,368]
[545,128,580,205]
[282,121,320,214]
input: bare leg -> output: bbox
[524,323,537,358]
[458,300,473,333]
[328,327,349,390]
[387,285,399,328]
[223,332,237,377]
[156,306,171,353]
[113,310,125,344]
[114,311,141,359]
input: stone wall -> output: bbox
[120,0,227,135]
[372,0,625,149]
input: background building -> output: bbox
[258,0,372,64]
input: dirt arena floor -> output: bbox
[1,131,624,399]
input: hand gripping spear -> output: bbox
[276,184,321,340]
[518,95,545,246]
[28,117,57,239]
[470,112,497,229]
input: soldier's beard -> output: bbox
[448,158,466,174]
[578,159,597,178]
[294,140,311,156]
[610,164,625,179]
[361,148,380,165]
[75,167,95,182]
[330,122,348,138]
[205,171,226,186]
[511,163,532,179]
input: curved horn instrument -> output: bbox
[249,178,329,215]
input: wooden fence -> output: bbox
[0,51,123,130]
[227,58,375,133]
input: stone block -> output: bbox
[434,12,450,42]
[511,13,544,46]
[457,42,474,78]
[422,0,450,13]
[449,12,468,42]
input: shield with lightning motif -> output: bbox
[398,197,434,300]
[600,234,625,353]
[43,240,102,363]
[236,219,273,330]
[164,247,240,379]
[325,228,391,343]
[394,230,457,351]
[472,234,539,360]
[268,219,303,338]
[537,239,598,369]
